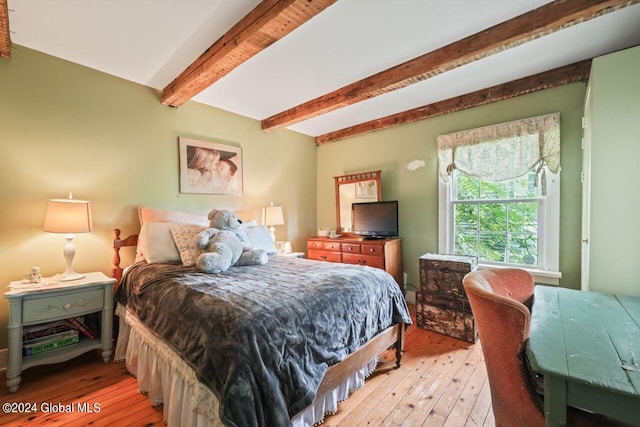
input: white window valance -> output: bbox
[437,112,561,187]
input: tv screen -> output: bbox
[352,201,398,238]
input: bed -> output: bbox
[112,206,412,427]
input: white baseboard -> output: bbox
[0,348,7,372]
[405,290,415,304]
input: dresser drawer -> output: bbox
[307,240,323,250]
[307,240,342,251]
[23,288,104,324]
[308,249,342,263]
[305,236,402,288]
[361,244,384,256]
[341,243,361,254]
[342,253,385,269]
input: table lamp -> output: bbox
[43,193,93,281]
[262,202,284,242]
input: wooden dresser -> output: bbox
[306,236,403,289]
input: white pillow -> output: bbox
[136,205,209,263]
[140,223,181,264]
[241,219,258,228]
[245,225,278,255]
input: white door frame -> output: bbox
[581,84,592,292]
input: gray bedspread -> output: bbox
[115,255,411,427]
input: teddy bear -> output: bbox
[194,228,242,273]
[207,209,252,250]
[194,209,268,273]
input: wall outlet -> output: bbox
[406,291,416,304]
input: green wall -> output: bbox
[589,45,640,295]
[317,83,587,294]
[0,45,591,353]
[0,47,317,349]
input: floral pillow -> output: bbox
[169,223,207,266]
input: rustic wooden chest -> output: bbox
[416,253,478,343]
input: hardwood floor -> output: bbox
[1,306,494,426]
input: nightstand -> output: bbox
[4,272,116,393]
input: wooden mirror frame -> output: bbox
[334,170,382,233]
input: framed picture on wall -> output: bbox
[178,137,243,195]
[355,179,377,199]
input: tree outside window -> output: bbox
[452,169,539,267]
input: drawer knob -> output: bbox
[358,259,366,264]
[63,303,72,310]
[369,248,374,252]
[348,246,353,250]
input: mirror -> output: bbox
[334,170,381,233]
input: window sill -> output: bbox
[477,263,561,286]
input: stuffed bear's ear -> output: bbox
[208,209,219,220]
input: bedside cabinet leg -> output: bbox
[101,284,113,363]
[6,311,22,392]
[6,373,21,393]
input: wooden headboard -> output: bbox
[113,228,138,287]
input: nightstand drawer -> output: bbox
[23,288,104,324]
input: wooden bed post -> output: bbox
[112,228,138,292]
[395,323,405,368]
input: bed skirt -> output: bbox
[114,304,378,427]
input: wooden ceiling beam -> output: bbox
[315,59,592,145]
[0,0,11,60]
[161,0,336,108]
[263,0,636,131]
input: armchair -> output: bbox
[463,269,627,427]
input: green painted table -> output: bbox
[526,286,640,426]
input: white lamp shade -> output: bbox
[263,206,284,226]
[44,199,93,233]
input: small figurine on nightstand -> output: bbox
[29,267,42,283]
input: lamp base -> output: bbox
[61,272,85,281]
[61,235,83,281]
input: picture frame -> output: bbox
[355,179,377,199]
[178,137,243,195]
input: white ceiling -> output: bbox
[7,0,640,137]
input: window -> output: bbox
[439,168,560,283]
[437,113,561,284]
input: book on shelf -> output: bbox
[67,316,97,339]
[23,316,98,344]
[23,320,73,342]
[23,328,77,346]
[23,330,79,356]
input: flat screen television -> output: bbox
[351,200,399,239]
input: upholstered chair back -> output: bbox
[463,268,544,427]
